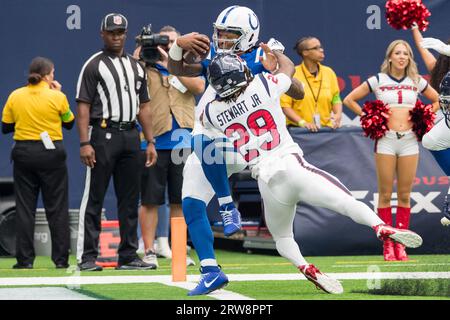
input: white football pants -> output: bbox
[422,118,450,151]
[257,153,384,267]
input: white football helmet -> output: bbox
[213,6,260,53]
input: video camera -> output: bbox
[135,24,169,65]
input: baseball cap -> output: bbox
[101,13,128,31]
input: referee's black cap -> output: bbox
[101,13,128,31]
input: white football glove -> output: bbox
[267,38,285,53]
[421,37,450,57]
[441,217,450,227]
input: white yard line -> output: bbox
[0,287,95,300]
[0,272,448,300]
[1,272,449,286]
[166,281,253,300]
[333,263,450,268]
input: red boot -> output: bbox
[394,242,408,261]
[395,207,411,261]
[383,238,397,261]
[377,207,395,261]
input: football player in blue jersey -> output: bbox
[168,5,304,295]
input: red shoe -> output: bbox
[299,264,343,294]
[394,242,409,261]
[383,238,396,261]
[373,224,422,248]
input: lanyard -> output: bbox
[301,64,322,112]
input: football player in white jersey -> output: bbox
[167,6,303,296]
[410,28,450,226]
[344,40,439,261]
[411,27,450,175]
[422,72,450,226]
[201,51,423,295]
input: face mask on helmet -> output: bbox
[440,72,450,127]
[440,95,450,115]
[212,26,244,53]
[207,54,253,98]
[212,6,260,54]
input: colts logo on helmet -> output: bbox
[248,13,259,30]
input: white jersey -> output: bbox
[202,72,301,168]
[366,73,428,107]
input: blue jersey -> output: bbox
[200,44,267,78]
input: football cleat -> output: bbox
[188,267,229,296]
[373,223,422,248]
[299,264,344,294]
[442,195,450,226]
[219,204,242,236]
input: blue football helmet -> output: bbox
[207,53,253,98]
[440,71,450,128]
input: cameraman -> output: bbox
[135,25,204,268]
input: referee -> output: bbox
[2,56,74,269]
[76,13,157,271]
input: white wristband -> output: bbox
[168,40,183,61]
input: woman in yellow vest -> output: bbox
[2,57,75,269]
[281,37,343,132]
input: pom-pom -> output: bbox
[360,100,390,140]
[410,100,436,141]
[385,0,431,31]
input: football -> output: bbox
[183,49,209,64]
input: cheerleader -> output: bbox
[343,40,439,261]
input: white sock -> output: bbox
[218,196,233,206]
[275,237,308,267]
[156,237,171,250]
[200,259,218,268]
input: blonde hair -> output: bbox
[380,40,419,83]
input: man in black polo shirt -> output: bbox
[76,13,157,271]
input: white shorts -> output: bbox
[422,118,450,151]
[375,130,418,156]
[181,149,247,204]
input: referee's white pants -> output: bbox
[257,153,383,267]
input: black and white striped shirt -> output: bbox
[76,49,150,122]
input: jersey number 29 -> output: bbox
[225,109,280,162]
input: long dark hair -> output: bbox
[28,57,54,85]
[430,39,450,93]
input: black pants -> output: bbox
[12,141,70,266]
[141,148,190,205]
[78,126,142,265]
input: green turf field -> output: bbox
[0,250,449,300]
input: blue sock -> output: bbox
[430,149,450,175]
[201,266,221,273]
[192,134,232,200]
[182,197,215,261]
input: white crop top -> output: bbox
[366,73,428,108]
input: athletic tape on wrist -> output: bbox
[169,40,183,61]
